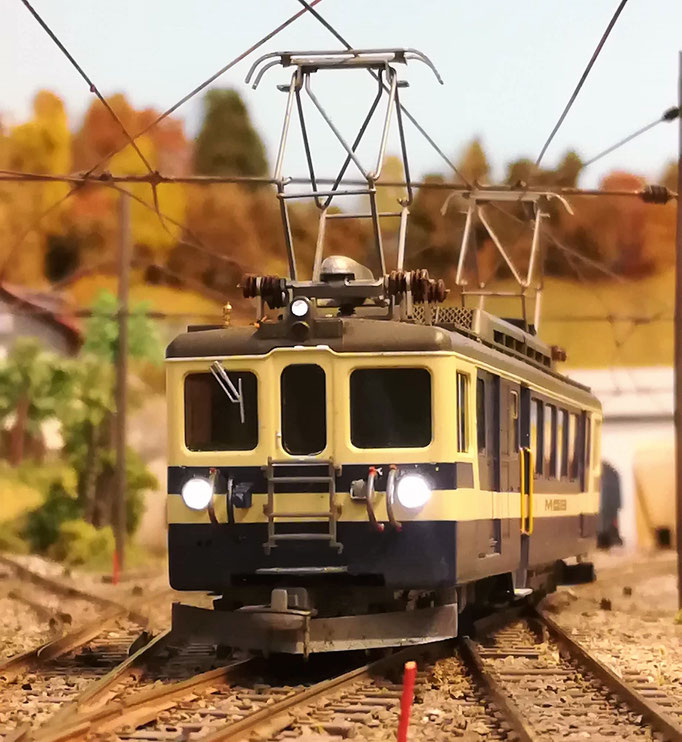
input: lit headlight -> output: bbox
[181,477,213,511]
[395,473,432,509]
[290,298,309,318]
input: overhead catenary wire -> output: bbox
[582,105,681,170]
[79,0,325,178]
[0,169,675,200]
[19,0,154,178]
[0,0,324,279]
[535,0,631,169]
[295,0,471,186]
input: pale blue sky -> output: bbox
[2,1,680,186]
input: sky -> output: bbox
[1,1,681,187]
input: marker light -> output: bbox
[181,477,213,511]
[290,298,309,318]
[395,473,432,509]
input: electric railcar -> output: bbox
[167,256,601,655]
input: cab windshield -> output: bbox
[350,367,432,448]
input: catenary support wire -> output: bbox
[535,0,631,169]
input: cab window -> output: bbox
[281,364,326,455]
[185,371,258,451]
[350,368,431,448]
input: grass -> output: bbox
[0,465,48,522]
[460,269,674,368]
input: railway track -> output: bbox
[0,557,178,741]
[460,608,682,742]
[3,561,681,742]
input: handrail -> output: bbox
[365,467,385,532]
[385,465,402,531]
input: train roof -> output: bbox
[166,316,598,407]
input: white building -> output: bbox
[567,366,674,548]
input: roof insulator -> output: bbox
[662,105,680,122]
[639,185,673,205]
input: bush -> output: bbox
[22,480,81,553]
[0,522,29,554]
[49,520,114,567]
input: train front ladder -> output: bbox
[263,458,343,555]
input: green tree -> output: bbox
[60,290,161,529]
[194,89,268,177]
[83,290,161,363]
[0,339,72,465]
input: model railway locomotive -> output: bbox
[167,257,601,654]
[166,46,601,654]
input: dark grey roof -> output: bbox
[166,318,599,407]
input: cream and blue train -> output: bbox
[166,257,601,655]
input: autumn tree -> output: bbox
[458,138,490,184]
[0,91,71,286]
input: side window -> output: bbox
[510,391,519,451]
[456,372,469,452]
[592,418,602,469]
[544,404,554,477]
[584,414,591,474]
[476,378,486,452]
[559,409,568,478]
[568,412,578,479]
[531,399,543,475]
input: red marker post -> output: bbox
[112,550,120,586]
[397,660,417,742]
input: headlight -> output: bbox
[290,298,309,318]
[182,477,214,510]
[395,473,432,509]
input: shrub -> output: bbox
[49,520,114,567]
[22,480,80,553]
[0,522,29,554]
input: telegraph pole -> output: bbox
[114,190,131,577]
[676,51,682,610]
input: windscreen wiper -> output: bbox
[210,361,245,424]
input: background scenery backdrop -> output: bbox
[0,0,679,561]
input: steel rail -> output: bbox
[199,642,451,742]
[458,637,537,742]
[44,628,173,727]
[0,554,148,622]
[0,604,133,681]
[31,658,256,742]
[537,608,682,741]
